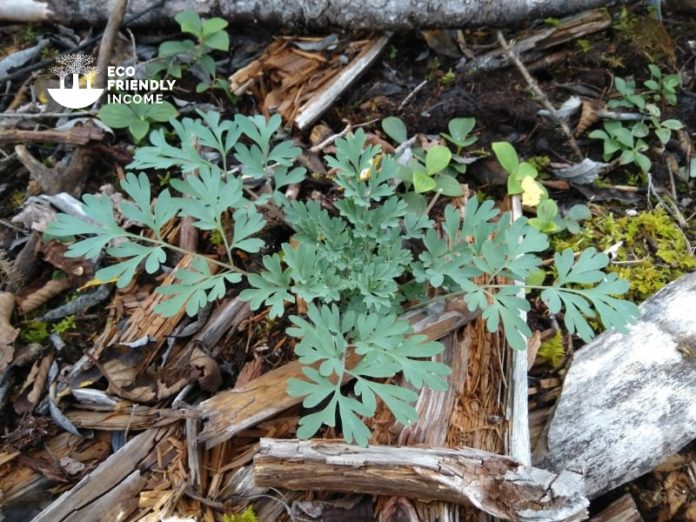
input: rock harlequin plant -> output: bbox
[46,114,639,446]
[240,129,639,443]
[46,110,304,317]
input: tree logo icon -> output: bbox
[47,53,104,109]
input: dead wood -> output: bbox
[0,0,629,29]
[197,304,479,448]
[254,439,589,522]
[0,127,104,146]
[294,34,390,130]
[15,143,93,195]
[533,271,696,498]
[460,10,611,74]
[590,494,642,522]
[33,426,175,522]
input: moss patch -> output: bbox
[552,207,695,301]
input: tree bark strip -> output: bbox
[533,272,696,498]
[254,438,589,522]
[1,0,629,28]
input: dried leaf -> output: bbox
[14,352,54,414]
[18,277,72,314]
[575,99,605,137]
[0,292,18,373]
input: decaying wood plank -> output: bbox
[254,439,589,522]
[294,34,390,130]
[509,195,531,466]
[534,272,696,498]
[0,0,629,29]
[590,494,642,522]
[391,332,468,521]
[197,303,479,448]
[460,10,611,73]
[33,427,173,522]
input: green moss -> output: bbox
[209,229,224,246]
[552,208,696,301]
[538,330,565,367]
[51,315,76,335]
[8,191,25,209]
[576,39,593,55]
[223,507,258,522]
[21,321,49,343]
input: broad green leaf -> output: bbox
[434,173,461,196]
[128,120,149,142]
[203,30,229,51]
[145,102,178,122]
[492,141,519,175]
[413,171,436,193]
[176,10,203,36]
[158,39,195,57]
[381,116,408,143]
[98,104,135,129]
[203,17,228,35]
[425,145,451,175]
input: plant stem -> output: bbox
[124,231,249,275]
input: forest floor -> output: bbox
[0,3,695,521]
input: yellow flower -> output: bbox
[521,176,544,206]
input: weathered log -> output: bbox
[1,0,629,28]
[533,271,696,498]
[254,439,589,522]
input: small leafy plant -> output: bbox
[47,110,303,317]
[46,114,639,446]
[147,11,232,98]
[589,120,651,173]
[492,141,547,206]
[593,65,684,173]
[380,116,477,209]
[98,101,178,143]
[643,64,680,106]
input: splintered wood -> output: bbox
[229,34,390,129]
[254,439,589,522]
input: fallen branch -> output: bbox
[0,0,630,28]
[496,31,582,161]
[534,271,696,498]
[33,427,174,522]
[254,439,589,522]
[0,127,104,146]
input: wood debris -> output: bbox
[229,34,390,130]
[254,438,589,521]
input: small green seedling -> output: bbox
[643,64,680,105]
[147,11,231,99]
[441,117,477,152]
[491,141,546,205]
[589,120,651,173]
[412,145,460,195]
[98,101,178,142]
